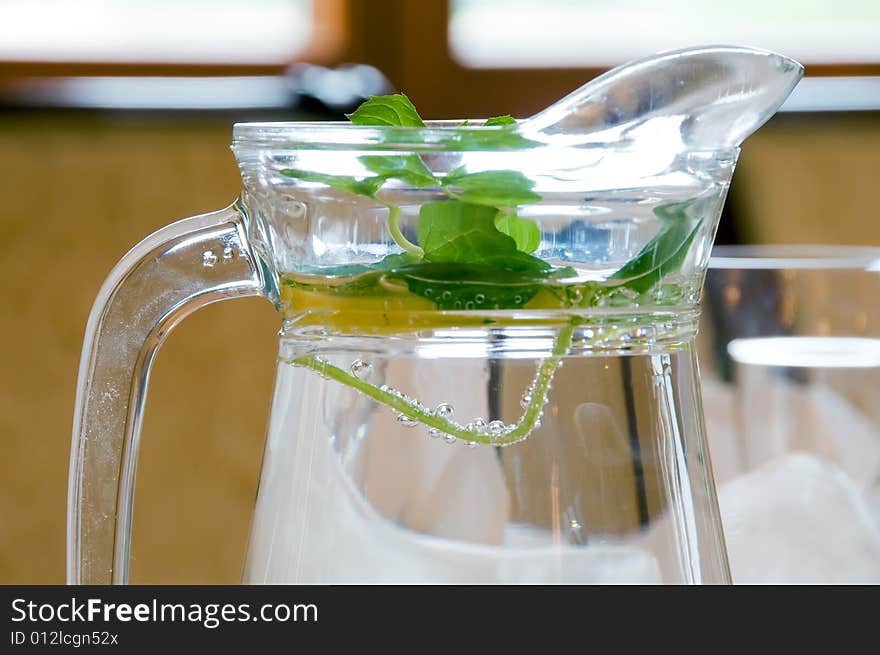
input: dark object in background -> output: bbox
[286,63,392,118]
[703,266,797,383]
[0,64,392,119]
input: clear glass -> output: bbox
[69,46,802,584]
[245,328,727,583]
[700,246,880,583]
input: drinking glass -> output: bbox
[700,246,880,583]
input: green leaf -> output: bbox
[494,209,541,254]
[609,200,704,294]
[442,168,541,207]
[389,263,544,310]
[296,253,418,279]
[280,168,385,198]
[456,131,540,150]
[417,200,549,274]
[359,155,437,188]
[485,115,516,126]
[346,93,425,127]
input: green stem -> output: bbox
[382,201,424,258]
[291,322,575,446]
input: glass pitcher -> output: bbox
[68,46,802,584]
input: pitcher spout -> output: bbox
[521,45,804,150]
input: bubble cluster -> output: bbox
[487,420,506,437]
[466,418,487,434]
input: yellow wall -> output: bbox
[732,115,880,245]
[0,115,278,583]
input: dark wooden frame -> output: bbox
[2,0,879,117]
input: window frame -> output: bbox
[0,0,348,81]
[347,1,880,118]
[2,0,878,117]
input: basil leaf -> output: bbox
[485,115,516,126]
[280,168,385,198]
[359,155,437,188]
[442,168,541,207]
[494,209,541,254]
[346,93,424,127]
[609,200,704,294]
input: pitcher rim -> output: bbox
[230,121,743,155]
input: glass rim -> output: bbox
[709,245,880,270]
[230,120,743,155]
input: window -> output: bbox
[0,0,342,66]
[450,0,880,68]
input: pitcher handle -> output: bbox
[67,201,270,584]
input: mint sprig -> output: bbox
[346,93,425,127]
[418,201,547,271]
[359,155,436,188]
[441,168,541,208]
[609,200,704,294]
[291,320,575,446]
[282,93,546,270]
[278,168,386,198]
[282,94,704,309]
[484,115,516,126]
[494,210,541,254]
[279,93,706,446]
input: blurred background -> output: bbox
[2,0,879,584]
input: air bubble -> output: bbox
[222,246,235,260]
[570,519,582,531]
[441,291,452,300]
[397,413,419,427]
[424,288,434,298]
[202,250,218,267]
[513,295,523,304]
[434,402,454,418]
[429,428,441,439]
[467,441,477,449]
[520,394,532,409]
[443,434,456,444]
[474,294,485,304]
[349,359,373,380]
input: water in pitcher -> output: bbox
[243,317,726,584]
